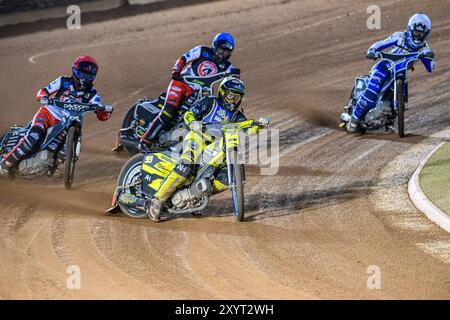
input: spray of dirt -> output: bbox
[291,94,340,129]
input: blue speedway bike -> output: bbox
[0,99,112,189]
[340,51,432,137]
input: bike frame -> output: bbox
[183,71,231,97]
[38,100,99,152]
[218,121,254,188]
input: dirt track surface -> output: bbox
[1,0,450,299]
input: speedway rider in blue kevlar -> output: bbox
[140,32,240,147]
[347,13,436,133]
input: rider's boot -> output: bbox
[385,118,395,134]
[147,169,189,221]
[140,114,168,148]
[0,160,13,178]
[111,132,124,152]
[346,115,361,134]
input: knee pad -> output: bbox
[22,126,45,153]
[354,96,374,119]
[26,125,44,146]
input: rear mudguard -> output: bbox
[106,204,121,214]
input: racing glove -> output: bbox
[95,104,113,121]
[172,71,183,82]
[258,117,270,127]
[247,126,260,136]
[230,67,241,78]
[366,48,378,60]
[102,104,114,113]
[183,111,196,126]
[36,88,49,105]
[183,111,201,131]
[39,96,49,106]
[247,117,269,136]
[421,51,435,59]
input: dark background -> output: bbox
[0,0,101,15]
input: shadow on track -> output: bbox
[204,180,374,221]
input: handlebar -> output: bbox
[51,99,110,113]
[376,51,420,62]
[202,118,270,132]
[182,71,239,88]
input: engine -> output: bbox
[171,178,212,209]
[17,150,55,177]
[364,100,393,129]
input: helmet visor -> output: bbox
[214,48,232,62]
[224,92,242,106]
[74,68,96,81]
[412,29,426,42]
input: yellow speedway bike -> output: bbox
[107,119,268,221]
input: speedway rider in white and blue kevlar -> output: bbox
[348,13,436,132]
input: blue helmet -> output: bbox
[212,32,235,51]
[406,13,431,50]
[212,32,235,63]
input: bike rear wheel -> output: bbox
[121,105,140,154]
[396,79,405,138]
[117,153,148,218]
[230,149,244,221]
[64,125,78,190]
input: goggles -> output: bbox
[412,29,426,42]
[224,92,242,105]
[215,47,232,60]
[74,68,96,81]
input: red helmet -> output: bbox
[72,55,98,90]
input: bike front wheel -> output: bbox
[396,79,405,138]
[64,125,78,190]
[230,149,245,221]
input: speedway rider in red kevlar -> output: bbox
[0,55,113,176]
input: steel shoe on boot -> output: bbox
[346,116,361,134]
[147,198,162,222]
[385,118,395,134]
[0,160,12,178]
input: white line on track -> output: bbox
[28,37,144,64]
[344,141,386,168]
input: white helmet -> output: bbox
[406,13,431,50]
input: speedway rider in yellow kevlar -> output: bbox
[147,77,266,221]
